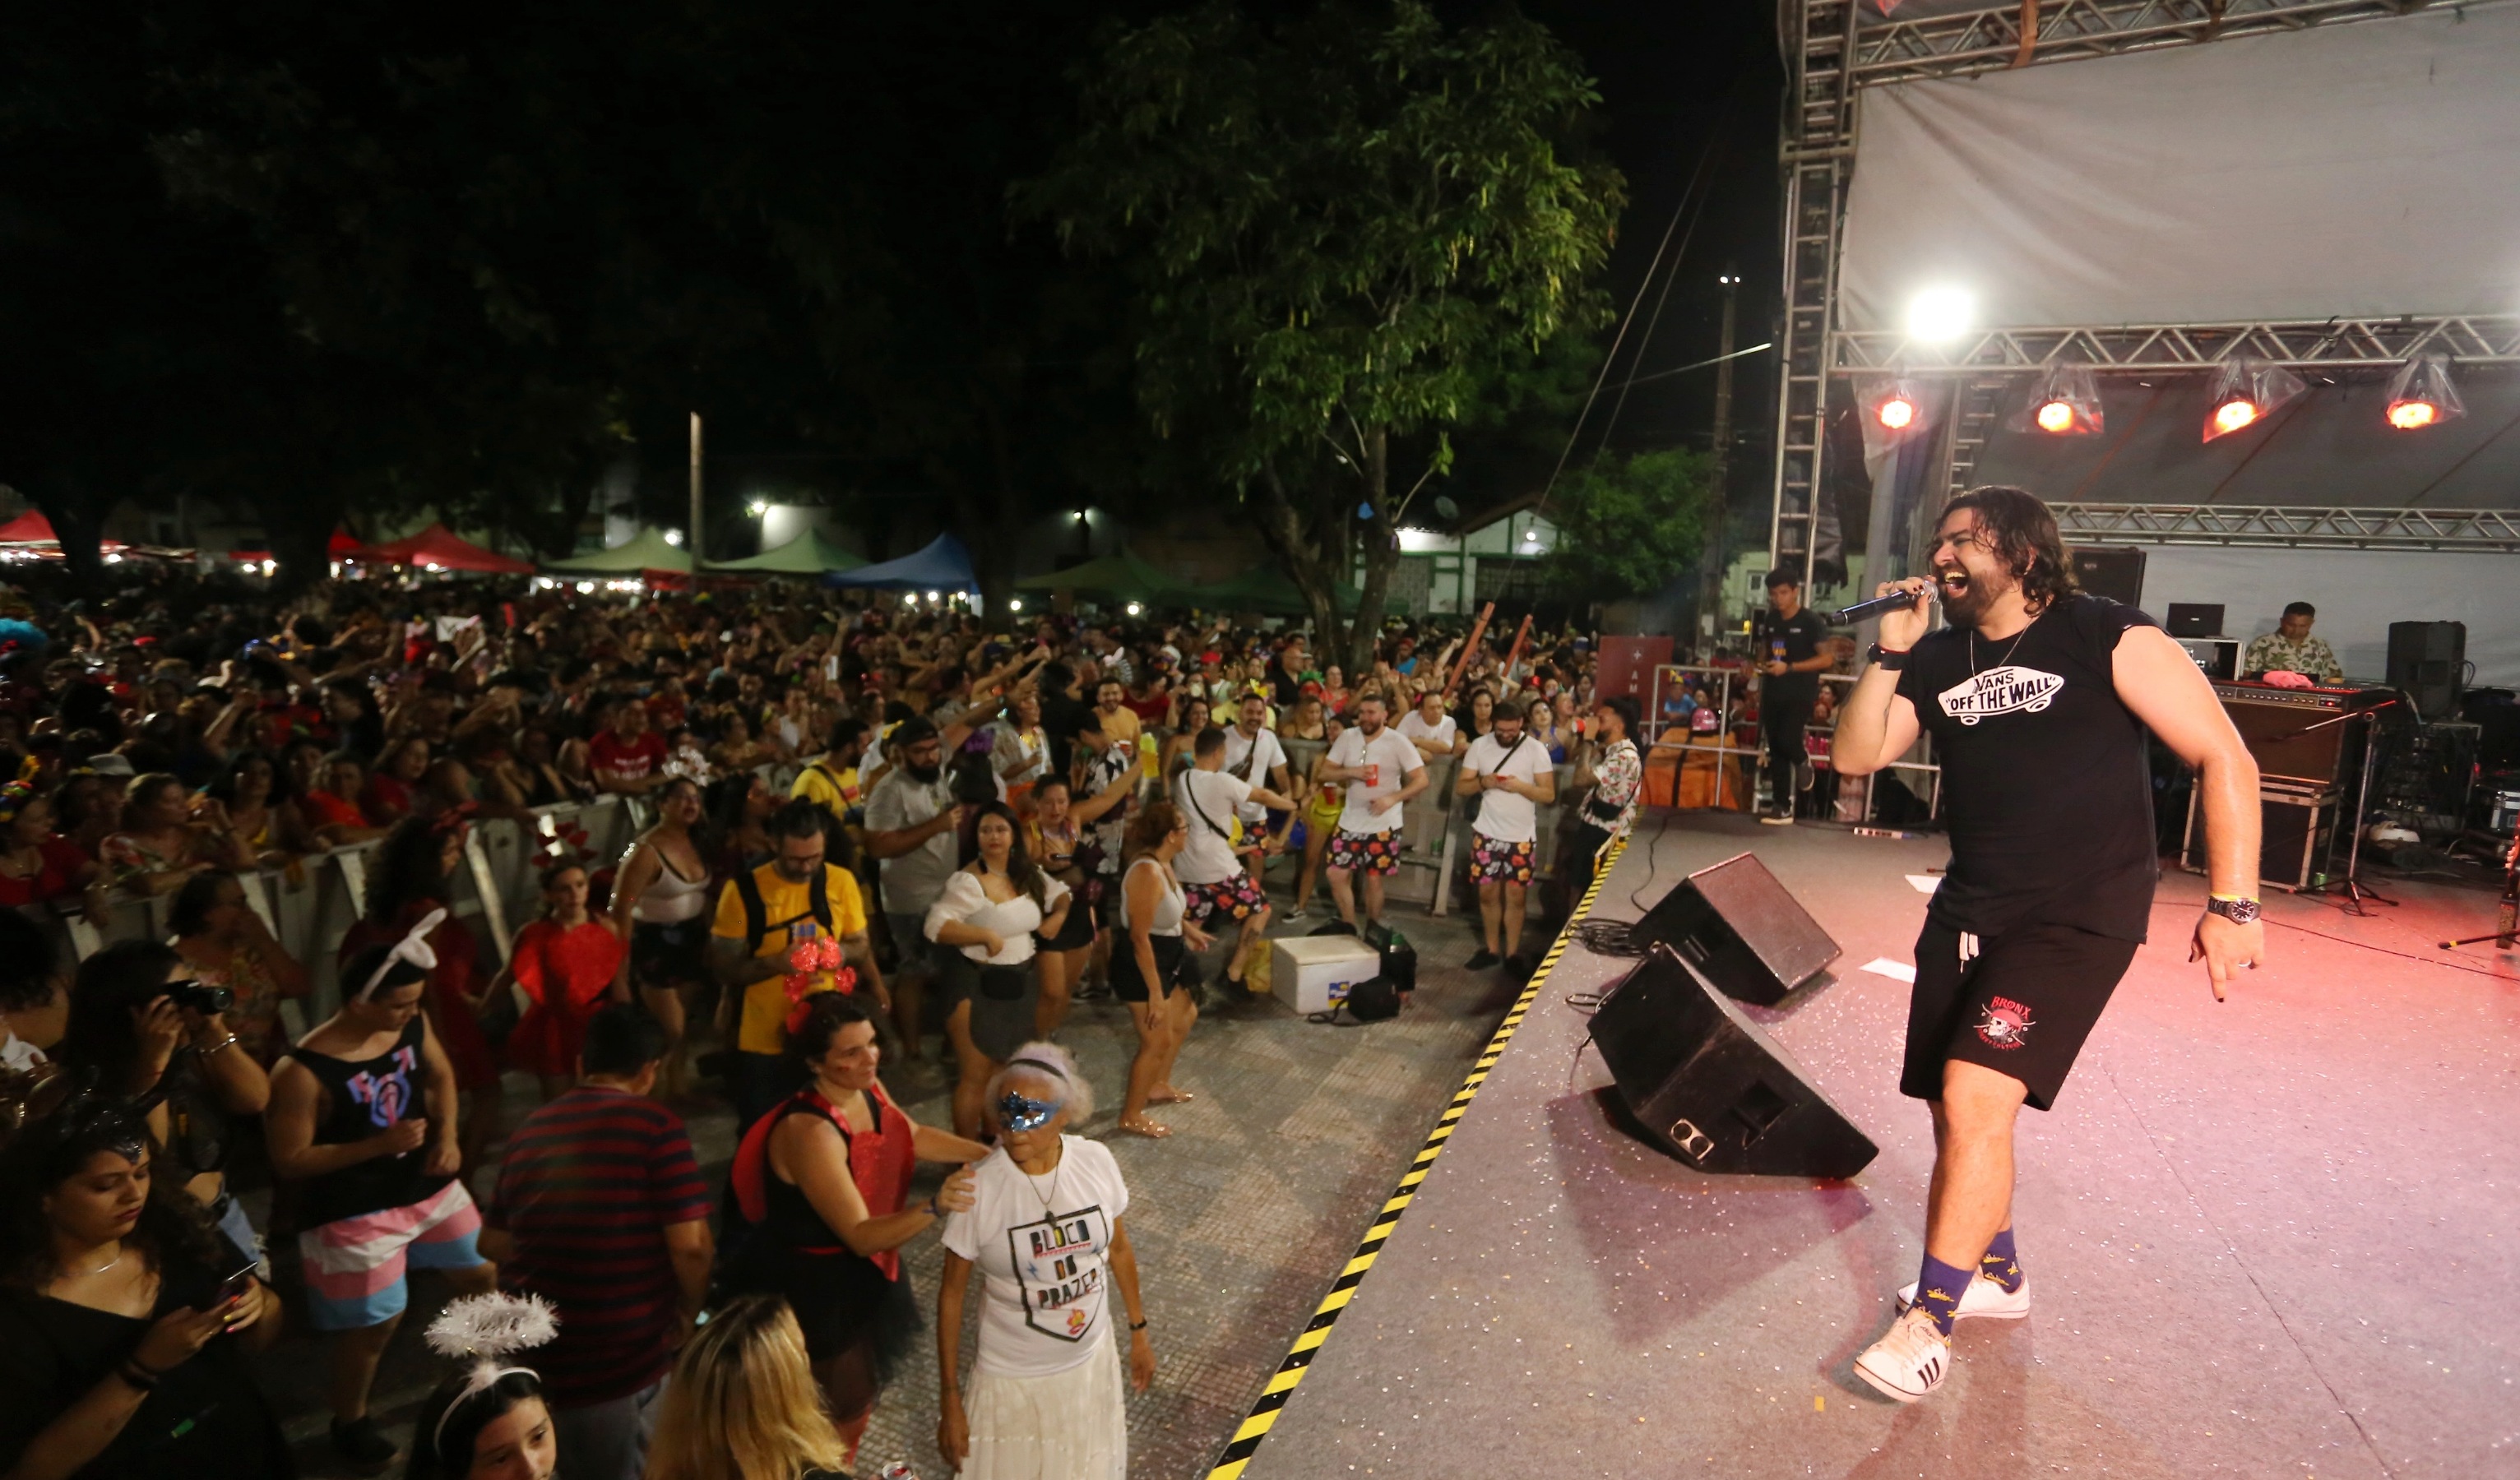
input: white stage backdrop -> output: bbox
[1839,4,2520,331]
[2129,546,2519,688]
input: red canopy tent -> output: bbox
[327,528,380,561]
[0,511,56,544]
[363,523,534,575]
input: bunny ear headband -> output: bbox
[424,1293,558,1454]
[357,907,447,1001]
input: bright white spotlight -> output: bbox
[1125,602,1142,617]
[746,498,769,517]
[1008,598,1023,612]
[1905,286,1975,345]
[663,529,684,547]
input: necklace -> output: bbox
[1969,615,2035,678]
[75,1248,123,1279]
[1021,1144,1066,1221]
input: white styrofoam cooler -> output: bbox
[1271,934,1383,1015]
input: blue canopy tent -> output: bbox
[819,533,978,593]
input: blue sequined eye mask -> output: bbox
[996,1056,1069,1130]
[997,1092,1057,1131]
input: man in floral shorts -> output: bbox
[1318,694,1427,931]
[1454,700,1556,975]
[1173,726,1297,987]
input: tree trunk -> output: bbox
[1248,465,1350,664]
[270,489,344,599]
[1344,425,1397,677]
[32,487,108,595]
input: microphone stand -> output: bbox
[2318,708,2396,915]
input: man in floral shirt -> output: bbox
[1570,695,1643,899]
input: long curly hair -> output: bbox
[959,800,1048,911]
[366,813,456,927]
[1942,485,2077,613]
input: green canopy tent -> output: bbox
[1013,548,1195,605]
[706,530,866,575]
[1202,564,1361,617]
[543,528,693,579]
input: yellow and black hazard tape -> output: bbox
[1205,838,1630,1480]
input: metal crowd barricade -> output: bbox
[26,795,658,1043]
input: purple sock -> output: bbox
[1979,1228,2022,1293]
[1912,1254,1974,1337]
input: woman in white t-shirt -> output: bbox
[937,1043,1152,1480]
[926,802,1072,1140]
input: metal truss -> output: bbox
[1830,313,2520,375]
[1837,0,2467,88]
[2053,503,2520,551]
[1767,0,1865,591]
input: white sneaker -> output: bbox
[1894,1270,2030,1322]
[1853,1307,1953,1404]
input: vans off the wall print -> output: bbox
[1938,667,2065,726]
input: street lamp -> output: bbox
[746,498,769,517]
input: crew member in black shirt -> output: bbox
[1831,486,2264,1404]
[1753,570,1832,825]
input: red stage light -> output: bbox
[2388,400,2439,430]
[1877,395,1918,431]
[2034,400,2076,433]
[2212,398,2260,435]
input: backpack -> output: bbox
[732,864,834,954]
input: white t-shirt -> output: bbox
[1170,769,1251,886]
[1462,730,1554,844]
[1218,725,1287,823]
[923,869,1071,966]
[1329,726,1424,836]
[942,1138,1133,1379]
[864,768,960,913]
[1397,710,1457,752]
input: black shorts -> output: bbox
[1109,933,1192,1004]
[632,920,708,990]
[1901,918,2138,1112]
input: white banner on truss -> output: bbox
[1838,3,2520,332]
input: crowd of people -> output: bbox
[0,567,1661,1480]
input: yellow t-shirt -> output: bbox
[790,759,860,816]
[711,862,871,1054]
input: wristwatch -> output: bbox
[1865,643,1909,671]
[2205,895,2261,924]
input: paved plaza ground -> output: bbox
[256,890,1509,1479]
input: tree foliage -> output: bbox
[1025,0,1623,667]
[1541,447,1720,602]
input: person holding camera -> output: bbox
[56,939,272,1272]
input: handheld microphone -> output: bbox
[1830,587,1932,626]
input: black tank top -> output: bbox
[289,1017,447,1228]
[758,1090,882,1251]
[1894,594,2161,941]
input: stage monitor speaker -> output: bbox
[2388,621,2466,720]
[1590,944,1878,1178]
[1628,852,1840,1006]
[2068,548,2146,608]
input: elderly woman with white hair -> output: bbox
[934,1043,1153,1479]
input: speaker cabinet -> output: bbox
[2388,621,2466,721]
[2068,548,2147,608]
[1589,944,1878,1179]
[1628,853,1840,1006]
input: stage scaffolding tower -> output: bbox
[1765,0,2486,587]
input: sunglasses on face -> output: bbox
[997,1091,1058,1131]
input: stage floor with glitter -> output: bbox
[1234,810,2520,1480]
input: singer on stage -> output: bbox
[1830,486,2265,1403]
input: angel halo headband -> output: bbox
[424,1293,558,1455]
[357,906,447,1001]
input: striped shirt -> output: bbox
[485,1086,711,1404]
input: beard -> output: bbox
[1935,562,2014,628]
[1358,716,1383,736]
[906,760,943,784]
